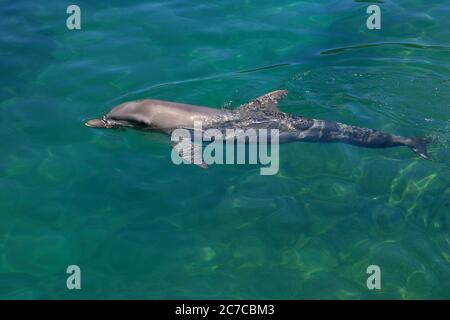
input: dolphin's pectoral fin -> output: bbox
[240,90,288,112]
[171,139,208,168]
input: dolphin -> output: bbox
[85,90,432,166]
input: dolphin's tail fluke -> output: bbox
[406,136,433,160]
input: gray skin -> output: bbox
[85,90,432,162]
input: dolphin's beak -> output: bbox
[85,118,107,128]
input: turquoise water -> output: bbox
[1,0,449,299]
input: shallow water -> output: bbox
[0,0,449,299]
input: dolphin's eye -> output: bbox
[102,116,115,128]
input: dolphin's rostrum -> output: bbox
[85,90,432,166]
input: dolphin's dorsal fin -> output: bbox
[239,90,288,112]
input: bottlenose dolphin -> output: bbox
[85,90,432,165]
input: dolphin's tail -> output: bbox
[405,136,433,160]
